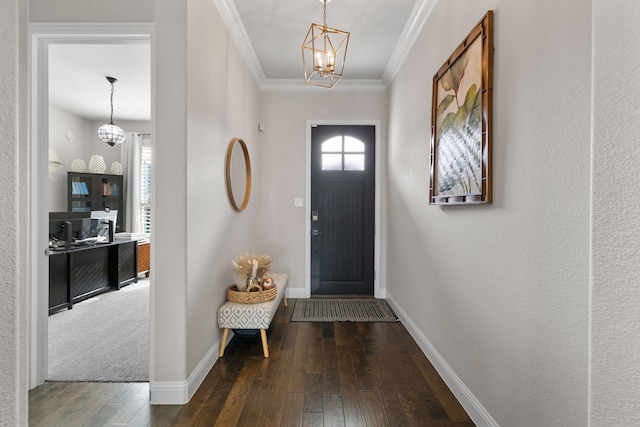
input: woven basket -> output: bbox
[227,283,277,304]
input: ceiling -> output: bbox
[49,43,151,122]
[48,0,433,122]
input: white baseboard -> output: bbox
[286,287,306,298]
[285,288,387,299]
[149,291,498,424]
[286,287,386,299]
[149,379,189,405]
[150,339,221,405]
[385,292,499,427]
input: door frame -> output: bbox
[28,23,153,389]
[305,120,382,299]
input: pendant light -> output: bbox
[302,0,350,88]
[97,76,126,146]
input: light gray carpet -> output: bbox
[291,298,398,322]
[48,279,149,382]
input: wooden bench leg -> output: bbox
[283,295,288,307]
[260,329,269,358]
[219,328,229,357]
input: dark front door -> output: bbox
[310,125,375,295]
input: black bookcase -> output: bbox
[67,172,125,232]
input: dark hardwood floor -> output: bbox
[29,299,474,426]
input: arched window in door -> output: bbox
[321,135,365,171]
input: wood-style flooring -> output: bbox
[29,299,475,426]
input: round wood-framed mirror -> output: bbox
[225,137,252,211]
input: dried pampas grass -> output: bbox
[232,253,272,281]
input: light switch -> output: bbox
[294,198,304,207]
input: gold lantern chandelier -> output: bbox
[302,0,350,88]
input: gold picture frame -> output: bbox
[429,11,493,205]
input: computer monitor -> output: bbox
[91,209,118,241]
[49,211,94,242]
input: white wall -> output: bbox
[48,106,93,212]
[0,0,28,424]
[29,0,153,22]
[153,0,261,401]
[48,107,151,212]
[184,0,261,376]
[153,0,189,388]
[258,92,388,293]
[48,105,150,212]
[387,0,591,425]
[19,0,640,422]
[590,0,640,425]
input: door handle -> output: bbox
[311,229,323,236]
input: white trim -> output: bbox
[150,340,221,405]
[28,31,50,389]
[149,380,189,405]
[186,342,218,401]
[29,22,153,41]
[213,0,432,91]
[212,0,265,85]
[381,0,437,85]
[385,292,499,427]
[286,288,307,299]
[304,120,383,298]
[260,79,386,93]
[28,22,153,390]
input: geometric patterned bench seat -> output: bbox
[217,273,288,358]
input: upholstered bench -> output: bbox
[217,273,288,358]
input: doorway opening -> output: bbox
[29,23,153,388]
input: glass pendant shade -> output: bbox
[98,123,126,146]
[98,76,126,146]
[302,0,349,88]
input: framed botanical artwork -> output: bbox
[429,11,493,205]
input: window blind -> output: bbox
[140,141,152,233]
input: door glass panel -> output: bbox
[322,137,342,152]
[344,154,365,171]
[322,154,342,170]
[344,136,364,152]
[321,135,366,171]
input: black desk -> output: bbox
[48,240,138,313]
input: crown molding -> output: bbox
[214,0,434,92]
[213,0,265,85]
[260,78,386,92]
[382,0,437,86]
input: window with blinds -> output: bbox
[140,140,152,233]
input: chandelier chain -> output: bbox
[323,0,327,28]
[109,82,115,124]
